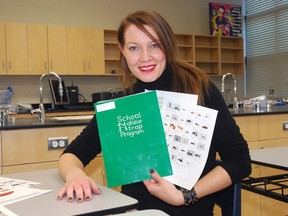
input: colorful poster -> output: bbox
[209,2,242,37]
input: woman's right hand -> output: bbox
[57,169,102,202]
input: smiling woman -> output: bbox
[57,9,251,216]
[118,24,166,83]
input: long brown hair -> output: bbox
[117,10,210,105]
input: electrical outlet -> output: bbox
[48,137,68,150]
[108,88,113,93]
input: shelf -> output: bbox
[104,30,118,42]
[195,46,218,49]
[221,61,243,64]
[104,30,120,75]
[194,35,218,47]
[103,30,244,76]
[196,60,218,63]
[196,62,219,75]
[104,42,118,45]
[221,63,243,76]
[105,58,120,61]
[177,45,194,48]
[175,34,193,46]
[221,47,243,50]
[221,37,243,49]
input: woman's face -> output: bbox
[119,24,166,83]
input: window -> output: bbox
[245,0,288,98]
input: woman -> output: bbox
[57,10,251,215]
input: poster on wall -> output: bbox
[209,2,242,37]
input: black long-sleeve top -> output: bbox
[62,66,251,215]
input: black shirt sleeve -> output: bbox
[62,115,102,166]
[204,82,251,184]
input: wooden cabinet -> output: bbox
[27,24,48,75]
[0,22,6,75]
[234,115,261,216]
[1,126,85,174]
[258,114,288,141]
[220,37,244,75]
[23,24,68,75]
[194,35,219,75]
[86,27,105,75]
[103,30,244,76]
[234,115,259,143]
[258,114,288,216]
[175,34,244,76]
[104,30,120,75]
[233,114,288,216]
[175,34,194,64]
[47,25,68,74]
[67,26,86,75]
[0,124,114,190]
[5,23,28,75]
[67,26,104,75]
[5,23,70,75]
[1,22,244,76]
[84,157,106,187]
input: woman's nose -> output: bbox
[140,49,152,62]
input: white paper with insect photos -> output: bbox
[0,177,51,206]
[156,90,218,190]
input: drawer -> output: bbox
[1,126,85,166]
[259,114,288,140]
[234,116,259,141]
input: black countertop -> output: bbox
[0,116,92,130]
[1,105,287,130]
[229,105,288,116]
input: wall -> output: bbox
[0,0,244,104]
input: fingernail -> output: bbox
[77,197,82,202]
[85,196,90,200]
[150,169,155,174]
[68,197,73,202]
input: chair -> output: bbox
[214,161,241,216]
[214,181,241,216]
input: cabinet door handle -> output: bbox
[8,61,11,69]
[2,61,5,70]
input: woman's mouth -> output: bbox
[138,65,156,73]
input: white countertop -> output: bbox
[249,146,288,170]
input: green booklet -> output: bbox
[94,91,172,188]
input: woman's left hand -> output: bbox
[143,169,184,206]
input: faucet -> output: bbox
[222,73,238,110]
[38,72,63,122]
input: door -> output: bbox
[27,23,48,75]
[5,23,28,75]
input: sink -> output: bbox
[51,115,94,121]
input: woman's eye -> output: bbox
[151,43,159,49]
[128,46,138,51]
